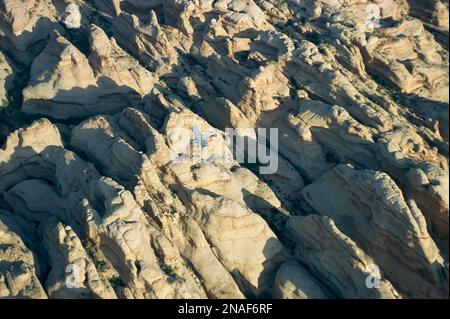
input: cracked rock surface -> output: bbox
[0,0,448,299]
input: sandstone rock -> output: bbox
[376,128,449,246]
[63,3,82,29]
[301,164,448,298]
[286,214,400,299]
[407,0,449,29]
[0,213,47,299]
[273,262,330,299]
[189,192,285,297]
[0,0,61,64]
[70,107,289,297]
[0,0,448,300]
[0,51,13,108]
[0,119,207,299]
[111,12,181,73]
[361,19,449,103]
[22,25,154,119]
[42,219,117,298]
[4,179,66,224]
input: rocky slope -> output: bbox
[0,0,448,299]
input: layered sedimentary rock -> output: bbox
[0,213,47,298]
[376,128,449,246]
[407,0,449,30]
[70,107,286,297]
[111,11,182,73]
[273,262,330,299]
[42,219,117,298]
[22,25,154,119]
[286,214,400,299]
[0,0,61,64]
[0,0,448,300]
[361,19,449,102]
[0,120,207,298]
[300,164,448,298]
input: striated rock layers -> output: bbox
[0,0,448,299]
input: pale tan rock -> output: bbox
[146,197,246,299]
[0,119,207,299]
[0,0,61,64]
[112,12,181,72]
[63,3,82,29]
[161,110,288,224]
[22,25,154,119]
[0,51,13,108]
[0,119,63,193]
[80,177,207,299]
[70,107,288,297]
[0,0,448,301]
[0,0,37,36]
[0,213,47,299]
[286,214,400,299]
[361,19,449,103]
[21,32,97,119]
[189,191,285,297]
[273,262,330,299]
[407,0,449,29]
[294,100,377,168]
[376,128,449,246]
[88,24,154,96]
[43,219,117,298]
[287,40,398,131]
[301,164,448,298]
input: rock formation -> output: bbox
[0,51,13,108]
[0,213,47,298]
[0,0,448,299]
[286,214,400,299]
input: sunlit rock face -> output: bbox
[0,0,448,299]
[63,3,82,29]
